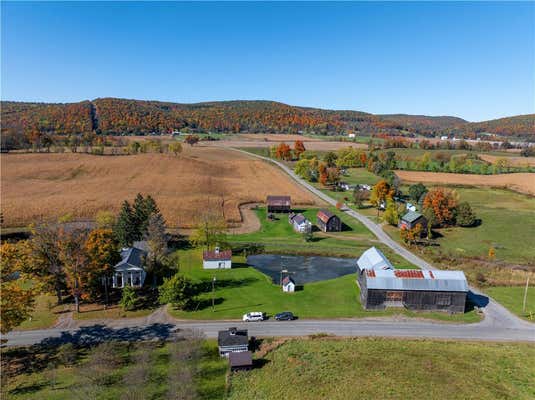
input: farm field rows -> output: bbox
[228,338,535,400]
[0,148,321,228]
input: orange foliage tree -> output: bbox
[370,180,394,214]
[423,187,459,226]
[293,140,306,159]
[275,143,292,161]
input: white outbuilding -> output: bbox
[282,276,296,292]
[203,247,232,269]
[356,247,394,272]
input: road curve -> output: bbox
[226,147,534,332]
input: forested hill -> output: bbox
[1,98,534,143]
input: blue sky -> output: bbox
[1,2,534,121]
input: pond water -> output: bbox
[246,254,357,284]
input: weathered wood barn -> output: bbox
[266,195,291,213]
[316,209,342,232]
[399,211,428,232]
[356,248,468,313]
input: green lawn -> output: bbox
[3,340,227,400]
[167,248,480,323]
[228,338,535,400]
[15,294,65,331]
[485,286,535,321]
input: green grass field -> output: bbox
[2,340,227,400]
[485,286,535,321]
[167,248,480,323]
[15,294,64,331]
[228,338,535,400]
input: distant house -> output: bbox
[203,247,232,269]
[399,211,427,233]
[356,247,394,272]
[282,276,296,292]
[348,133,356,138]
[406,202,417,212]
[218,327,249,356]
[229,351,253,371]
[288,213,312,233]
[112,246,147,288]
[266,195,291,213]
[316,209,342,232]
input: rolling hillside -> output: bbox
[2,98,533,148]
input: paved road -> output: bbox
[228,147,534,332]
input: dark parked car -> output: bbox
[275,311,295,321]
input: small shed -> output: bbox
[399,211,428,233]
[282,276,296,292]
[112,246,147,288]
[266,195,291,213]
[229,351,253,371]
[218,328,249,356]
[316,209,342,232]
[289,213,312,233]
[203,247,232,269]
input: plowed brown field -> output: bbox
[1,147,321,228]
[395,171,535,196]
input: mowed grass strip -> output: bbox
[168,249,480,322]
[228,338,535,400]
[484,286,535,321]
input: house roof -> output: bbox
[229,351,253,367]
[282,276,295,286]
[363,269,468,292]
[266,195,291,206]
[218,328,249,347]
[317,209,336,223]
[401,211,425,224]
[203,249,232,261]
[357,247,394,271]
[291,213,308,225]
[115,247,147,271]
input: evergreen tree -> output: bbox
[114,201,136,247]
[132,193,147,240]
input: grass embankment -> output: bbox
[2,340,227,400]
[15,294,66,330]
[228,338,535,400]
[485,286,535,321]
[168,248,480,323]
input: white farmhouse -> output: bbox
[282,276,296,292]
[289,213,312,233]
[203,247,232,269]
[112,246,147,288]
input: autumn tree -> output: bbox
[293,140,306,159]
[28,223,65,304]
[58,228,89,313]
[85,229,121,299]
[370,180,394,216]
[382,199,400,226]
[0,242,36,334]
[408,183,428,203]
[400,223,423,247]
[318,163,328,186]
[456,202,476,227]
[158,274,197,310]
[275,142,292,160]
[184,135,199,146]
[423,187,459,226]
[323,151,338,167]
[190,214,227,251]
[95,210,116,229]
[352,187,368,209]
[169,142,183,156]
[145,213,168,287]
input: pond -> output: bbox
[246,254,357,284]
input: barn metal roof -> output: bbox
[401,211,424,223]
[357,247,394,271]
[364,269,468,292]
[317,209,336,224]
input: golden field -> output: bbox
[1,147,320,228]
[396,170,535,196]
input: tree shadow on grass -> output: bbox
[194,277,258,293]
[8,381,48,396]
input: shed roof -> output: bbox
[229,351,253,367]
[266,195,291,206]
[218,328,249,347]
[357,247,394,271]
[291,213,308,225]
[203,249,232,261]
[401,211,425,224]
[364,269,468,292]
[317,209,336,224]
[282,276,295,286]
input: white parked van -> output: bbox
[242,312,264,322]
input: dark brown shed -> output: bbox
[229,351,253,371]
[266,195,291,213]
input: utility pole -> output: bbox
[523,276,530,314]
[212,276,216,312]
